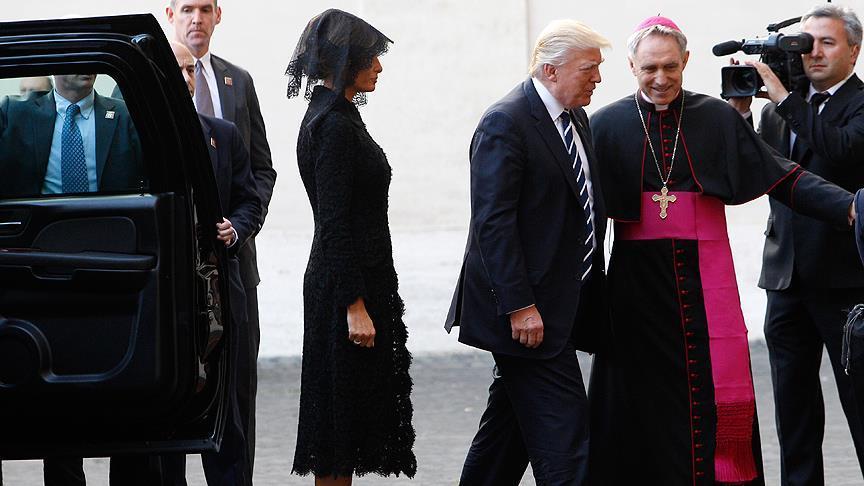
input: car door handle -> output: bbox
[0,209,30,236]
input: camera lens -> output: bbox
[721,65,760,98]
[731,68,757,93]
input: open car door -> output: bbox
[0,14,234,457]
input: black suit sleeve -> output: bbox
[776,91,864,168]
[227,124,262,250]
[244,75,276,223]
[470,110,534,315]
[314,115,366,307]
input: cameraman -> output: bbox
[730,4,864,484]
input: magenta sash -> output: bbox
[617,192,758,484]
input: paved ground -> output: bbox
[3,342,863,485]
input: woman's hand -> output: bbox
[347,297,375,348]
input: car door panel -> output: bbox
[0,14,233,458]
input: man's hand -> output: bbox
[216,217,236,247]
[727,57,754,115]
[849,202,857,227]
[746,60,789,104]
[510,305,544,349]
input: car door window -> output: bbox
[0,73,146,200]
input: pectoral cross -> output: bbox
[651,185,677,220]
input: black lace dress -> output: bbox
[292,86,416,478]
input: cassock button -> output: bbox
[695,443,704,449]
[685,331,694,338]
[681,289,689,295]
[685,317,694,324]
[693,415,702,420]
[676,249,685,255]
[688,359,697,365]
[695,457,704,463]
[696,471,706,477]
[678,276,686,282]
[676,262,685,269]
[690,373,698,379]
[694,428,702,435]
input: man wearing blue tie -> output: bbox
[0,74,143,200]
[445,19,611,485]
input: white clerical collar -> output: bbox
[532,77,566,122]
[808,71,854,101]
[640,90,675,111]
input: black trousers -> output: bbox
[237,285,260,477]
[460,341,589,486]
[765,282,864,485]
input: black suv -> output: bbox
[0,14,236,458]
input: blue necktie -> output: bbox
[560,110,594,280]
[61,103,88,193]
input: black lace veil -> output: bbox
[286,9,392,115]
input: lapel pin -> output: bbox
[210,137,217,148]
[224,76,233,87]
[105,111,115,119]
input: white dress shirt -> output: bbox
[531,77,595,206]
[43,90,97,194]
[788,71,854,152]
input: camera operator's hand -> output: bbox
[727,57,753,116]
[746,60,790,104]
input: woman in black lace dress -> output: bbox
[286,9,416,484]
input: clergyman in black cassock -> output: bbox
[587,17,855,486]
[446,20,611,486]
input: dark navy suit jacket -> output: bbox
[758,74,864,290]
[198,113,262,326]
[446,78,608,359]
[211,54,276,289]
[0,90,143,198]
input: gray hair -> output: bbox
[802,3,862,47]
[170,0,218,8]
[529,19,611,78]
[627,25,688,58]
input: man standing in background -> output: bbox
[730,4,864,484]
[167,1,276,484]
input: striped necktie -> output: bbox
[560,110,594,280]
[61,103,88,193]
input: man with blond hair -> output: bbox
[446,19,611,485]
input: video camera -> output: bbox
[713,16,813,99]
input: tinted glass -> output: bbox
[0,74,146,199]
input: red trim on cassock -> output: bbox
[679,131,704,194]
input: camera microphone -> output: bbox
[712,40,743,56]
